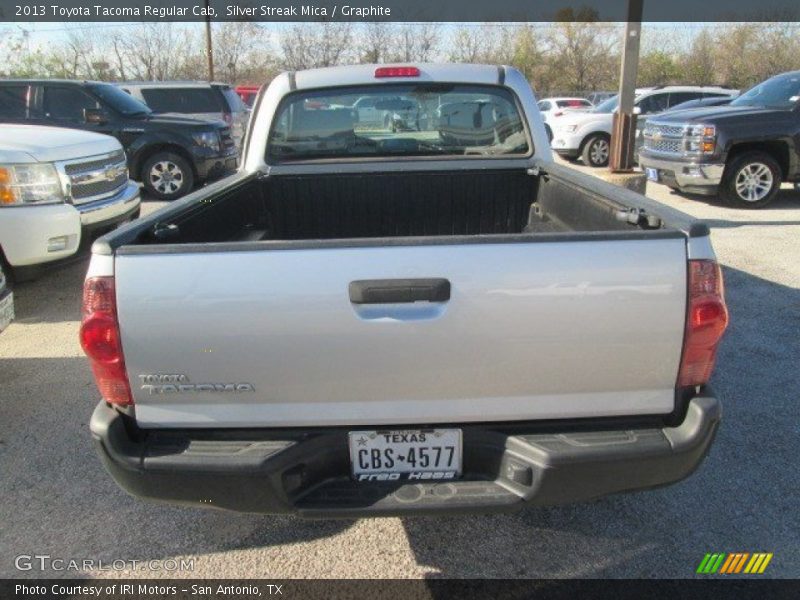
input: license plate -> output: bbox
[646,167,659,182]
[349,429,462,482]
[0,292,14,332]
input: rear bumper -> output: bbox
[639,153,725,195]
[90,391,720,517]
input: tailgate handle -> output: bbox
[349,279,451,304]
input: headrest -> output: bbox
[289,108,355,139]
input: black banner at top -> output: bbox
[0,0,799,22]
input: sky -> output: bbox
[7,21,718,53]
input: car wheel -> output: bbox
[581,134,610,167]
[720,152,781,209]
[142,152,194,201]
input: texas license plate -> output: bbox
[349,429,462,482]
[646,167,659,182]
[0,291,14,332]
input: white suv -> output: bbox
[550,86,738,167]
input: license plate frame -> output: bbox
[646,167,659,182]
[348,428,462,482]
[0,291,15,332]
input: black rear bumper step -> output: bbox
[90,390,720,517]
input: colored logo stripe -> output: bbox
[697,553,726,574]
[719,553,749,574]
[744,553,773,574]
[697,552,773,574]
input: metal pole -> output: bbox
[609,0,643,172]
[204,0,215,81]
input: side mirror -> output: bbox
[633,106,642,115]
[84,108,107,125]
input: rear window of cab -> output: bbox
[267,84,531,163]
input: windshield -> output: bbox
[731,73,800,109]
[90,84,152,116]
[593,95,619,113]
[268,84,530,162]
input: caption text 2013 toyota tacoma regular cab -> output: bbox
[82,64,729,517]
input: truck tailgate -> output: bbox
[116,236,688,428]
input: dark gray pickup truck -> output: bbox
[640,70,800,208]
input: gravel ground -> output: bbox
[1,169,798,579]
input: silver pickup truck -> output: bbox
[82,64,728,517]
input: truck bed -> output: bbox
[95,163,697,428]
[118,167,655,248]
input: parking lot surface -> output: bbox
[1,171,798,579]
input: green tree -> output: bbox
[638,51,680,87]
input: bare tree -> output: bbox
[359,23,392,63]
[109,23,194,81]
[212,22,274,83]
[545,18,620,93]
[448,25,500,63]
[494,24,547,86]
[280,23,353,70]
[680,28,716,86]
[391,24,441,62]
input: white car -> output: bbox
[536,97,593,140]
[550,86,738,167]
[0,125,140,281]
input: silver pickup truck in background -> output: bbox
[82,64,728,517]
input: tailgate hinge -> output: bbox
[527,166,542,177]
[615,207,662,229]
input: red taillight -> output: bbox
[374,66,420,78]
[80,277,133,406]
[554,111,564,117]
[677,260,729,387]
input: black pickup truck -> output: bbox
[0,80,239,200]
[639,71,800,208]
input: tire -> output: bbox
[141,152,194,201]
[719,151,781,209]
[581,134,610,167]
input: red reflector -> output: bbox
[375,66,420,78]
[79,276,133,406]
[677,260,729,387]
[80,315,121,363]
